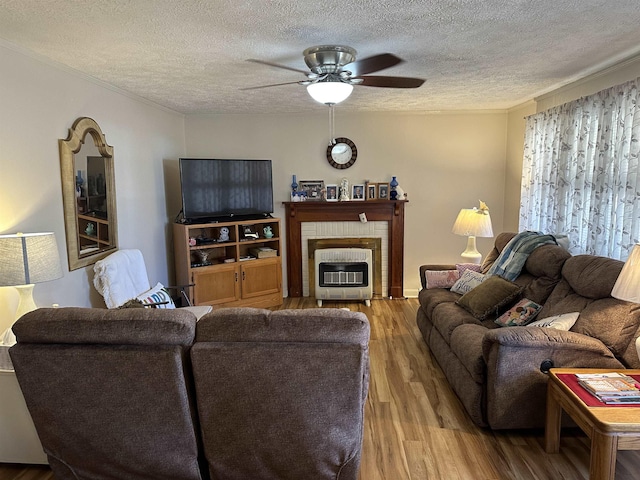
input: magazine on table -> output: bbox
[575,372,640,404]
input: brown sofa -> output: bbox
[10,306,370,480]
[417,232,640,429]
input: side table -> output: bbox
[545,368,640,480]
[0,369,47,464]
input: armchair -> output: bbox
[93,249,211,319]
[191,307,370,480]
[10,307,205,480]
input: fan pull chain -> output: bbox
[328,103,336,145]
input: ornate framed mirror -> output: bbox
[326,137,357,169]
[59,117,118,270]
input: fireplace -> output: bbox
[283,200,407,298]
[314,248,373,307]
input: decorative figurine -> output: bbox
[219,226,230,242]
[390,176,399,200]
[339,177,350,201]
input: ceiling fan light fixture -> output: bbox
[306,81,353,105]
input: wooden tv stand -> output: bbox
[173,217,283,309]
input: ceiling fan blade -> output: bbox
[246,58,309,75]
[240,81,304,91]
[347,53,403,76]
[357,76,425,88]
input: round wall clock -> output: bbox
[326,137,357,169]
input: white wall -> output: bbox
[0,42,185,323]
[184,110,508,297]
[504,101,536,231]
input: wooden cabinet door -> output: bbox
[192,264,240,306]
[240,258,282,299]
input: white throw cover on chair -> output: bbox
[93,249,211,319]
[94,249,150,309]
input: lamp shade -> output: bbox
[612,244,640,303]
[307,81,353,105]
[451,209,494,238]
[0,232,63,286]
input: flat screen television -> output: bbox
[179,158,274,222]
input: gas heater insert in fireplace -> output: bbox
[314,248,373,307]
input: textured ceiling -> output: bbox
[2,0,640,114]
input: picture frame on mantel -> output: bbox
[299,180,324,201]
[325,184,338,201]
[378,183,389,200]
[366,183,376,200]
[352,184,365,201]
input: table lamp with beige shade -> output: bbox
[451,200,494,264]
[611,244,640,361]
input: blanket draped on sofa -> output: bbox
[486,231,557,280]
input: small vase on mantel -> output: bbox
[390,176,399,200]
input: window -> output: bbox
[520,78,640,260]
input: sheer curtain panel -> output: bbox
[520,78,640,260]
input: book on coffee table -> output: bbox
[575,373,640,404]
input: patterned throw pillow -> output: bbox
[450,270,486,295]
[456,263,483,276]
[456,276,523,320]
[528,312,579,331]
[495,298,542,327]
[424,270,460,289]
[136,282,176,309]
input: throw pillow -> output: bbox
[456,276,523,320]
[528,312,580,331]
[136,282,176,309]
[495,298,542,327]
[425,270,460,289]
[450,270,486,295]
[456,263,483,276]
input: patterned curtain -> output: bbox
[520,78,640,260]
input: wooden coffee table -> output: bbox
[545,368,640,480]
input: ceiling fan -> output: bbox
[242,45,425,104]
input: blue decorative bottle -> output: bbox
[390,176,398,200]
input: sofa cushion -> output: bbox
[518,245,572,304]
[456,276,523,321]
[562,255,624,299]
[432,302,483,345]
[418,288,461,319]
[495,298,542,327]
[572,298,639,358]
[538,255,625,320]
[450,324,488,383]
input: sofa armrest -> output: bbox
[419,264,457,289]
[482,326,617,361]
[481,326,623,429]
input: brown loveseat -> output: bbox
[10,306,370,480]
[417,232,640,429]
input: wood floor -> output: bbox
[2,297,640,479]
